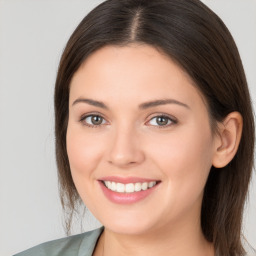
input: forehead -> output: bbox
[69,44,206,110]
[72,43,193,85]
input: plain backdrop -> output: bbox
[0,0,255,255]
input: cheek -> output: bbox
[147,123,214,197]
[66,125,103,178]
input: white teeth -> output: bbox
[103,181,157,193]
[148,181,155,188]
[125,183,134,193]
[134,183,141,192]
[116,183,125,193]
[141,182,148,190]
[111,182,116,191]
[106,181,111,188]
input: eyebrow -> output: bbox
[139,99,190,110]
[72,98,108,109]
[72,98,190,110]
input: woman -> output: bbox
[15,0,255,255]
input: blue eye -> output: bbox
[148,115,176,127]
[81,115,107,127]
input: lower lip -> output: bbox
[98,181,159,204]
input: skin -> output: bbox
[67,44,242,256]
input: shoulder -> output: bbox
[242,237,256,256]
[244,243,256,256]
[14,227,104,256]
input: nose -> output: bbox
[107,126,145,168]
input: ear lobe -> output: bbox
[212,112,243,168]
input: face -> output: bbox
[67,44,217,235]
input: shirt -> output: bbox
[14,227,256,256]
[14,227,104,256]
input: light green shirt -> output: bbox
[14,227,256,256]
[14,227,104,256]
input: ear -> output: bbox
[212,112,243,168]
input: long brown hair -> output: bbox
[54,0,255,255]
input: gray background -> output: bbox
[0,0,255,255]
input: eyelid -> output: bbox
[79,112,108,127]
[145,113,178,127]
[78,112,177,128]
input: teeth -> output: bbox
[103,181,157,193]
[148,181,155,188]
[135,182,141,192]
[125,183,134,193]
[116,183,125,193]
[141,182,148,190]
[111,182,116,191]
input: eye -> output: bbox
[80,114,107,127]
[147,115,177,127]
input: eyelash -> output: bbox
[79,113,177,128]
[80,113,108,128]
[146,114,177,128]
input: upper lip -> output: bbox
[98,176,160,184]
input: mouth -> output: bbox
[98,176,161,204]
[101,180,159,193]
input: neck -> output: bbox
[94,217,214,256]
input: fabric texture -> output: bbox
[14,227,104,256]
[14,226,256,256]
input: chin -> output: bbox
[99,211,162,235]
[104,222,153,236]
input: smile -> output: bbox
[103,181,157,193]
[98,177,161,204]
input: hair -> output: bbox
[54,0,255,255]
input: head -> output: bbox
[54,0,255,255]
